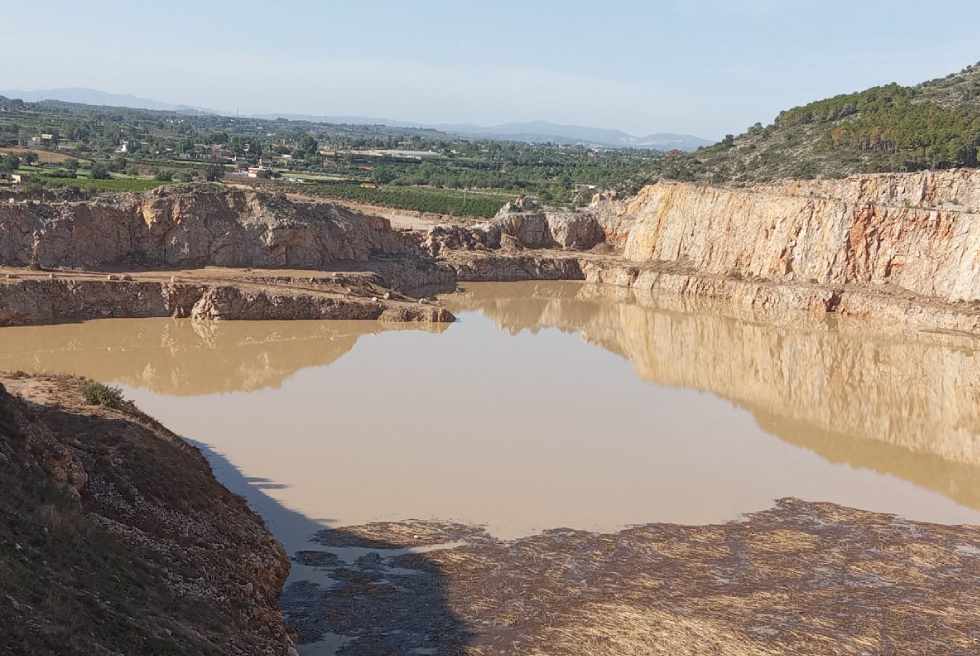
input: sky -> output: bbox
[2,1,979,139]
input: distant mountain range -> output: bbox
[1,87,713,151]
[429,121,713,151]
[0,87,209,114]
[260,114,712,151]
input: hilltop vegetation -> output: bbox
[660,62,980,184]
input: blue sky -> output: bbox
[3,1,979,138]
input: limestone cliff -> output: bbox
[0,184,417,270]
[622,170,980,304]
[434,170,980,333]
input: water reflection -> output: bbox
[0,319,447,395]
[447,282,980,514]
[0,283,978,534]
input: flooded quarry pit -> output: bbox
[2,281,979,654]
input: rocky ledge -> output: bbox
[0,269,453,327]
[0,184,456,326]
[0,373,295,655]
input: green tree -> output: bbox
[372,165,397,184]
[0,154,19,172]
[297,135,319,157]
[205,161,225,181]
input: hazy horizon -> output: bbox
[4,1,980,140]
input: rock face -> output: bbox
[0,374,294,655]
[425,196,604,254]
[7,171,980,331]
[0,184,417,270]
[0,277,453,326]
[431,170,980,334]
[0,185,458,327]
[622,170,980,304]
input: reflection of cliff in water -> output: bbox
[448,282,980,509]
[0,319,446,396]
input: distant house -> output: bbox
[11,173,23,184]
[116,141,130,154]
[209,145,235,162]
[247,165,271,179]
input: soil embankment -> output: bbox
[0,373,295,655]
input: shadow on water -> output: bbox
[192,440,474,656]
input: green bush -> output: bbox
[81,381,125,409]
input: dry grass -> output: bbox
[0,147,75,164]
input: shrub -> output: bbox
[81,381,125,409]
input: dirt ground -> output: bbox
[283,502,980,655]
[0,265,412,300]
[0,147,76,164]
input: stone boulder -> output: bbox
[426,195,604,253]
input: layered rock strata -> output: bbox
[430,170,980,334]
[0,184,415,271]
[0,275,452,326]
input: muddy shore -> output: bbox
[281,501,980,655]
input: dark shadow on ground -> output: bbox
[193,440,474,655]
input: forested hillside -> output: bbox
[659,62,980,184]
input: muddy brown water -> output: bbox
[1,281,979,551]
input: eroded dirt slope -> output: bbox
[0,374,294,656]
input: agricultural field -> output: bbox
[0,94,665,216]
[32,175,164,193]
[289,181,512,218]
